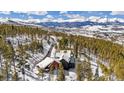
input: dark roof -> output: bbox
[60,59,69,70]
[60,59,68,63]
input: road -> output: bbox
[32,42,55,70]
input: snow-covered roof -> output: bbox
[55,50,72,62]
[36,57,59,69]
[55,52,62,59]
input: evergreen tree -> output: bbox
[94,67,99,80]
[49,64,54,81]
[99,63,110,80]
[37,66,44,80]
[76,63,82,81]
[114,62,124,80]
[76,60,93,81]
[3,44,13,80]
[12,71,19,81]
[57,63,65,81]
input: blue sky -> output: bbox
[0,11,124,22]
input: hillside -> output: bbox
[0,24,124,81]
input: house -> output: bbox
[36,57,60,70]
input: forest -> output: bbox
[0,24,124,81]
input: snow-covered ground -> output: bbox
[1,33,109,81]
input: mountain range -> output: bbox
[0,18,124,28]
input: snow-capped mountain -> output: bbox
[0,19,41,27]
[36,21,124,28]
[0,17,124,28]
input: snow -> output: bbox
[42,39,51,54]
[6,35,32,48]
[55,50,71,62]
[50,47,56,58]
[65,71,76,81]
[36,57,54,69]
[2,28,113,81]
[28,53,44,65]
[61,53,70,62]
[88,53,104,76]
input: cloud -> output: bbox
[59,11,68,14]
[2,11,124,23]
[28,11,48,15]
[26,13,86,22]
[88,16,109,23]
[87,11,103,14]
[55,18,64,22]
[46,15,54,18]
[111,11,124,15]
[88,16,101,22]
[64,14,86,22]
[26,18,41,23]
[13,11,48,15]
[64,14,82,18]
[8,18,41,23]
[40,18,53,22]
[0,11,11,14]
[37,15,55,22]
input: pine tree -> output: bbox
[17,45,27,81]
[0,35,4,70]
[8,41,18,80]
[0,24,123,81]
[3,44,13,80]
[85,60,93,80]
[99,63,110,80]
[94,67,99,80]
[76,60,93,81]
[37,66,44,80]
[57,63,65,81]
[21,67,25,81]
[74,38,79,58]
[49,64,54,81]
[76,63,82,81]
[12,71,19,81]
[114,62,124,80]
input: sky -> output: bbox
[0,11,124,22]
